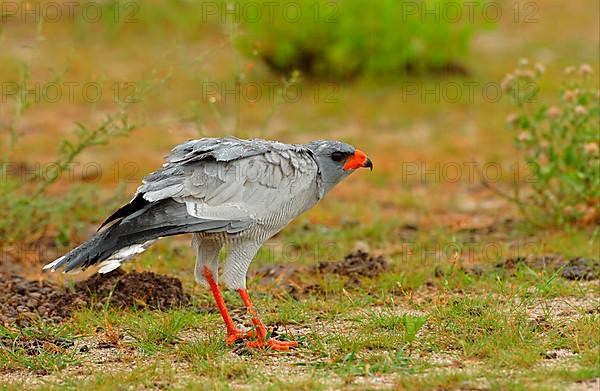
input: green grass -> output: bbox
[428,295,549,367]
[239,0,492,79]
[3,274,598,389]
[0,0,598,389]
[125,310,199,355]
[2,222,596,389]
[0,323,78,373]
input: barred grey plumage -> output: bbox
[44,137,372,350]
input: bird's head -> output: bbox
[306,140,372,194]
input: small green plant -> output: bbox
[125,310,198,355]
[239,0,492,79]
[501,61,599,227]
[0,112,135,244]
[0,59,136,245]
[0,323,78,372]
[365,312,426,344]
[429,295,558,368]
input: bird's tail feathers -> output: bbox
[42,222,156,274]
[43,199,166,273]
[43,199,248,274]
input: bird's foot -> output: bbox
[233,289,298,351]
[227,329,297,351]
[246,337,298,351]
[244,324,298,351]
[226,329,254,345]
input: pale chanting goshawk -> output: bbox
[44,137,372,350]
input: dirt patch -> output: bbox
[462,254,600,281]
[311,250,389,279]
[75,269,190,310]
[0,270,190,326]
[252,250,390,296]
[525,295,599,322]
[0,275,79,326]
[567,378,600,391]
[559,258,600,280]
[0,332,74,357]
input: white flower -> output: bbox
[500,74,515,90]
[506,113,519,125]
[547,106,560,119]
[564,90,576,102]
[583,142,598,155]
[517,131,531,142]
[579,64,594,76]
[574,105,586,115]
[535,63,546,74]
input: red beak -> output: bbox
[343,149,373,171]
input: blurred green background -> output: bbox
[0,0,598,269]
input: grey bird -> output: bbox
[44,137,373,350]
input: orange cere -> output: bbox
[343,149,368,171]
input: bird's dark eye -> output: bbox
[331,151,348,162]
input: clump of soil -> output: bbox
[0,270,190,326]
[0,275,79,326]
[311,250,389,279]
[75,269,190,310]
[460,254,599,281]
[307,250,390,292]
[497,254,599,280]
[253,250,391,296]
[559,257,599,280]
[499,254,566,271]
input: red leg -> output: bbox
[238,288,298,351]
[202,266,247,345]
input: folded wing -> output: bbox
[46,137,321,273]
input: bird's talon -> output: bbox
[226,330,252,345]
[245,338,298,351]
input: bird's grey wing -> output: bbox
[136,138,321,223]
[51,138,320,274]
[46,197,252,274]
